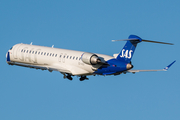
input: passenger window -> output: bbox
[59,55,62,58]
[67,56,69,59]
[29,50,31,53]
[24,50,26,52]
[38,52,40,54]
[79,58,81,60]
[32,51,34,54]
[55,54,57,57]
[44,52,46,55]
[35,51,37,54]
[50,53,52,56]
[21,49,23,52]
[63,55,66,58]
[47,53,49,56]
[76,57,78,60]
[70,56,72,59]
[26,50,29,53]
[41,52,43,55]
[73,56,75,59]
[52,54,54,57]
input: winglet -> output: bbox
[163,60,176,71]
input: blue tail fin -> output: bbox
[116,35,142,63]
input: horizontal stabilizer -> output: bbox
[112,38,138,42]
[112,35,174,45]
[142,39,173,45]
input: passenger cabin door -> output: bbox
[14,44,22,59]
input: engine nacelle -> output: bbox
[81,52,101,65]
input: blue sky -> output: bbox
[0,0,179,120]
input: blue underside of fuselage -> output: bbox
[94,58,128,75]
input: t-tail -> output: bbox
[113,35,173,63]
[116,35,142,63]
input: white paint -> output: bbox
[7,43,113,76]
[120,49,133,59]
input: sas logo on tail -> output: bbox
[120,49,133,59]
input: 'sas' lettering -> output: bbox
[120,49,133,59]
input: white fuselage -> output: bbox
[6,35,175,80]
[7,43,114,76]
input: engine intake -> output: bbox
[81,52,101,65]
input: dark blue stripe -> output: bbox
[7,52,10,62]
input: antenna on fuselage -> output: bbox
[52,45,54,48]
[30,42,33,45]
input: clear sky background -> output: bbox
[0,0,179,120]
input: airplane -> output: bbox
[6,35,176,81]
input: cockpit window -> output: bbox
[10,47,13,50]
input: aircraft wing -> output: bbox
[127,60,176,73]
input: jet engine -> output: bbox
[81,52,101,65]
